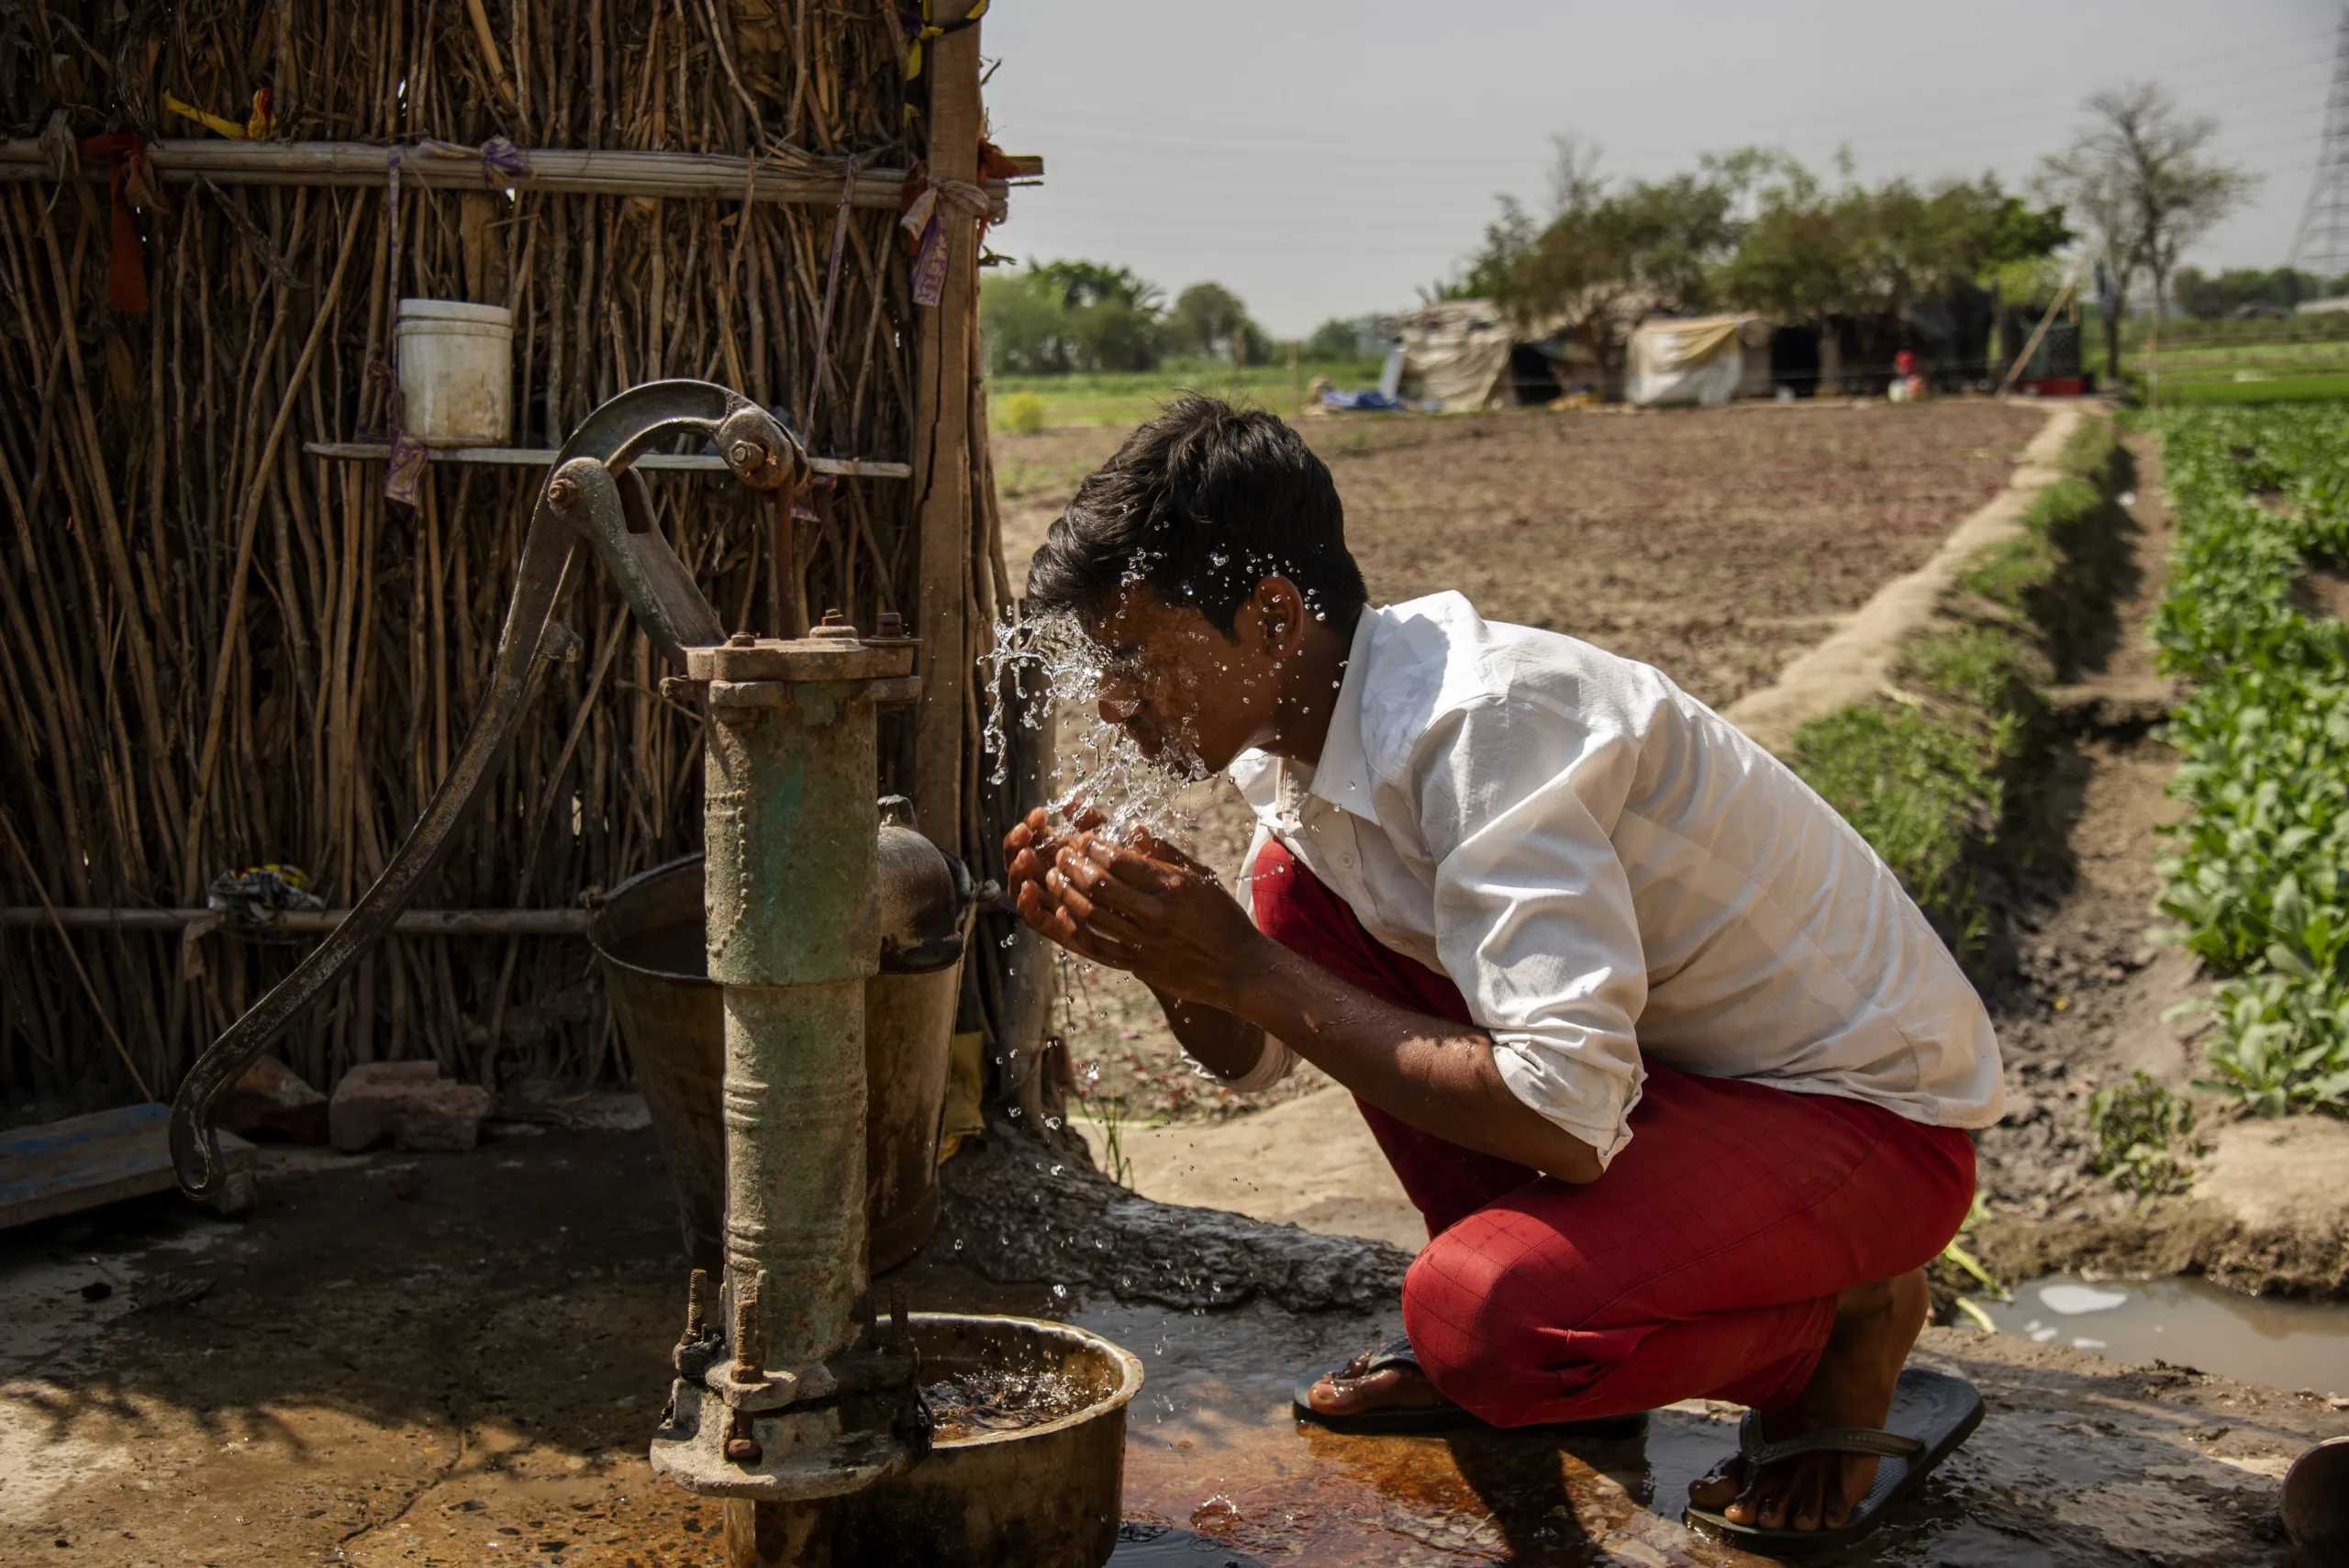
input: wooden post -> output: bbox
[910,12,983,859]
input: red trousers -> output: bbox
[1247,836,1976,1425]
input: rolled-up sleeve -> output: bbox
[1408,698,1649,1167]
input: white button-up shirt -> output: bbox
[1224,592,2003,1168]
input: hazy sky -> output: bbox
[980,0,2344,336]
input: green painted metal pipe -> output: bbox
[649,633,923,1505]
[705,678,883,1366]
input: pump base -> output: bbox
[650,1382,914,1501]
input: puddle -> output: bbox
[1976,1274,2349,1392]
[870,1258,2001,1563]
[1064,1297,1914,1566]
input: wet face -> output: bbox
[1082,582,1298,775]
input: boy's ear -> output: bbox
[1252,575,1304,651]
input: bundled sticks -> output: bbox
[0,0,1007,1105]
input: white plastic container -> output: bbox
[394,299,514,447]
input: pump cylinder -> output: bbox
[704,679,882,1367]
[649,633,920,1507]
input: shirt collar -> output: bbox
[1224,605,1383,824]
[1303,605,1381,817]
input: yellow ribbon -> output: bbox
[163,89,273,140]
[906,0,989,82]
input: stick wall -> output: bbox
[0,1,1008,1104]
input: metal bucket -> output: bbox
[589,852,964,1274]
[2284,1435,2349,1560]
[727,1313,1144,1567]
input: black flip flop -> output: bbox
[1682,1366,1984,1555]
[1292,1335,1648,1439]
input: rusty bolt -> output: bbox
[732,1273,765,1380]
[810,608,859,641]
[728,439,766,473]
[724,1434,763,1465]
[728,631,757,648]
[546,473,581,510]
[875,611,906,639]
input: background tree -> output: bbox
[2040,82,2255,379]
[1463,135,1739,361]
[1709,151,1853,324]
[1301,317,1367,361]
[1167,281,1263,363]
[979,268,1072,373]
[2173,265,2348,317]
[1718,154,2065,321]
[979,259,1166,373]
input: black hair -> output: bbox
[1023,395,1368,638]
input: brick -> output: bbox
[329,1062,496,1153]
[213,1054,329,1144]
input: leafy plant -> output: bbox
[1938,1192,2007,1331]
[2147,404,2349,1114]
[1000,391,1048,435]
[1789,700,2007,940]
[2082,1071,2203,1199]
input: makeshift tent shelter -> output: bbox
[1378,301,1604,411]
[1625,315,1774,406]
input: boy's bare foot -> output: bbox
[1686,1268,1930,1532]
[1306,1348,1454,1418]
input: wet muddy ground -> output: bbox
[5,1122,2343,1567]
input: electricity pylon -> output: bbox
[2290,7,2349,279]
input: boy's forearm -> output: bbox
[1217,940,1604,1184]
[1148,987,1269,1080]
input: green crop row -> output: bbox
[2149,404,2349,1115]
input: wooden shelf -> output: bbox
[304,440,910,480]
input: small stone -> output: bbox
[213,1054,329,1144]
[329,1062,496,1153]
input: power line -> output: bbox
[995,24,2337,159]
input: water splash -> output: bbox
[978,606,1209,842]
[923,1365,1092,1440]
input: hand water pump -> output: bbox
[166,381,1140,1566]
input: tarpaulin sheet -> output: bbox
[1627,314,1768,407]
[1387,300,1525,412]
